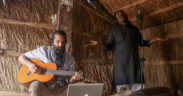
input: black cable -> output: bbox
[137,10,144,90]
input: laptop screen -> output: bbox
[67,83,104,96]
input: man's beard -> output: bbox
[53,46,65,69]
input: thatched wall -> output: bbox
[0,0,58,93]
[98,0,183,28]
[0,0,74,94]
[1,0,183,96]
[0,24,52,92]
[0,24,51,51]
[73,1,183,95]
[143,19,183,95]
[0,24,51,92]
[73,3,114,95]
[0,0,57,23]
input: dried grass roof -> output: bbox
[82,0,183,28]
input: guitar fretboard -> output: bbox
[45,70,75,76]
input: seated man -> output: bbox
[18,30,82,96]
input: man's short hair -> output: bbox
[50,30,67,44]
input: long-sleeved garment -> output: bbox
[105,24,150,85]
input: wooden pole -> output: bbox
[0,18,56,29]
[57,0,63,30]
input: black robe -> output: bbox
[105,24,150,85]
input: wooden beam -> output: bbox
[57,0,63,30]
[143,16,183,29]
[149,2,183,16]
[130,2,183,22]
[5,50,23,57]
[0,91,28,96]
[74,1,114,24]
[79,58,113,64]
[74,32,107,39]
[0,18,56,29]
[165,33,183,40]
[0,49,23,57]
[146,60,183,65]
[77,30,183,42]
[113,0,146,13]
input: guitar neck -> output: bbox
[45,70,75,76]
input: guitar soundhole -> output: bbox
[40,69,47,74]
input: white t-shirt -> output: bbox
[24,46,75,71]
[24,46,75,87]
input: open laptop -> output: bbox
[67,83,104,96]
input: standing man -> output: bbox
[87,10,166,92]
[18,30,82,96]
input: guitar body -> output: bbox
[17,59,57,83]
[17,59,99,85]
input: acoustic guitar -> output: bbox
[17,59,98,84]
